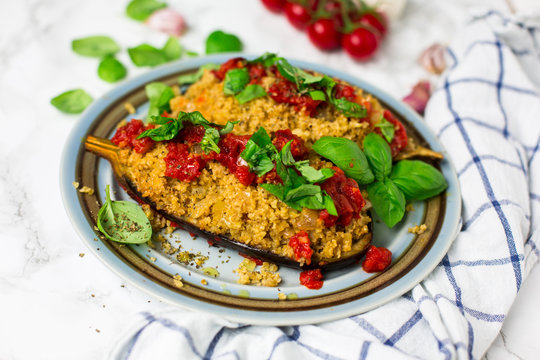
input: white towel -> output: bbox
[109,10,540,360]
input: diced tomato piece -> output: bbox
[268,80,323,117]
[177,124,206,146]
[299,269,323,289]
[289,230,313,265]
[376,110,408,157]
[319,209,338,227]
[334,83,356,102]
[212,57,247,81]
[362,245,392,273]
[164,142,207,182]
[247,62,266,84]
[216,133,257,186]
[111,119,155,154]
[273,129,308,159]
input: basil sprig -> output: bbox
[50,89,93,114]
[137,111,237,154]
[221,67,268,104]
[128,37,182,67]
[249,53,366,118]
[145,82,175,119]
[71,36,120,58]
[205,30,243,54]
[240,127,337,215]
[126,0,167,21]
[97,185,152,244]
[313,132,448,227]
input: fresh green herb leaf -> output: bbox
[390,160,448,200]
[128,44,167,67]
[145,82,175,118]
[331,97,367,118]
[138,116,182,141]
[249,52,279,67]
[162,36,182,61]
[50,89,93,114]
[375,117,395,142]
[182,110,209,126]
[312,136,374,185]
[367,178,406,228]
[309,90,326,101]
[178,63,220,85]
[363,133,392,181]
[235,84,267,104]
[275,58,323,90]
[279,141,296,166]
[219,121,239,135]
[259,183,287,201]
[97,56,127,83]
[72,36,120,58]
[97,185,152,244]
[126,0,166,21]
[186,51,199,57]
[223,68,250,95]
[205,30,243,54]
[323,193,338,216]
[250,126,274,148]
[284,184,321,202]
[253,156,275,175]
[295,161,335,183]
[200,127,221,154]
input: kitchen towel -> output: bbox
[109,9,540,360]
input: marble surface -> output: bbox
[0,0,539,359]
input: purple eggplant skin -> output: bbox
[117,175,372,271]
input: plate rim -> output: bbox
[60,53,462,325]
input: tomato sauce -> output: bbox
[376,110,408,157]
[111,119,155,154]
[212,57,246,81]
[239,252,264,266]
[299,269,323,289]
[272,129,308,159]
[164,141,207,182]
[268,79,322,116]
[216,133,257,186]
[362,245,392,273]
[319,167,366,227]
[289,230,313,265]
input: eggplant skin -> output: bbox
[117,175,372,271]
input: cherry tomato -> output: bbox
[261,0,286,13]
[358,12,388,37]
[307,18,341,50]
[342,26,380,60]
[284,2,312,30]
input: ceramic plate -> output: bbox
[60,54,461,325]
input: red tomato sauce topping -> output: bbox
[299,269,323,289]
[376,110,408,157]
[362,245,392,273]
[289,230,313,265]
[268,78,322,117]
[319,167,366,227]
[164,141,207,182]
[111,119,155,154]
[216,133,257,186]
[272,129,309,159]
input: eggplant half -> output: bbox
[85,136,372,270]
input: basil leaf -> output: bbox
[128,44,167,67]
[375,117,395,142]
[259,183,287,201]
[138,117,182,141]
[240,128,276,176]
[205,30,243,54]
[50,89,93,114]
[223,68,250,95]
[219,121,239,135]
[280,140,296,166]
[390,160,448,200]
[97,185,152,244]
[284,184,321,202]
[236,84,267,104]
[367,178,406,228]
[309,90,326,101]
[253,156,275,175]
[148,115,173,125]
[331,97,367,118]
[98,56,127,83]
[363,133,392,181]
[200,127,221,154]
[72,36,120,58]
[323,194,338,216]
[162,37,182,61]
[126,0,166,21]
[178,63,220,85]
[249,52,279,67]
[183,111,209,126]
[250,126,273,148]
[312,136,374,185]
[145,82,175,118]
[275,58,323,90]
[295,161,335,183]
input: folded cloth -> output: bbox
[109,10,540,360]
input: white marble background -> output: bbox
[1,0,539,359]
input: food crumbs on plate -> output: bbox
[124,102,136,114]
[148,256,157,262]
[79,253,85,258]
[406,203,415,212]
[238,290,250,298]
[408,224,427,235]
[222,289,231,295]
[79,186,94,195]
[287,293,299,300]
[278,293,287,300]
[173,274,183,288]
[202,267,219,277]
[116,119,127,129]
[234,261,281,287]
[201,279,208,285]
[96,329,100,333]
[72,181,80,189]
[91,294,95,298]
